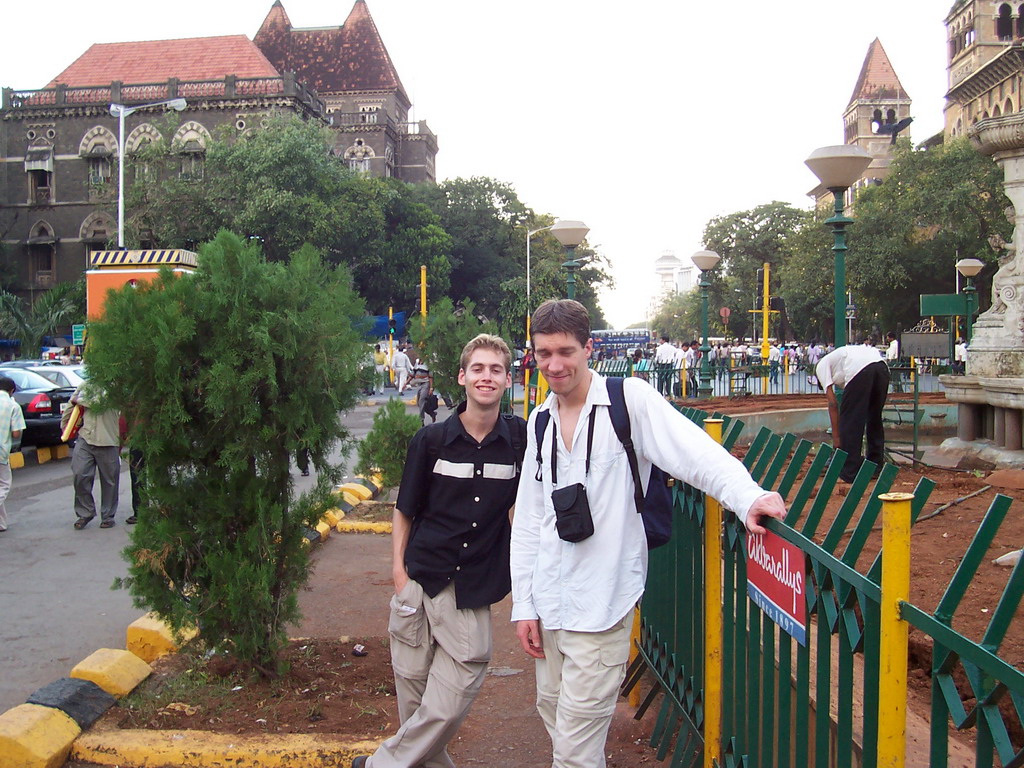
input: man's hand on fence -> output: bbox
[745,492,786,535]
[516,619,545,658]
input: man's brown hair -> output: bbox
[531,299,591,347]
[460,333,512,373]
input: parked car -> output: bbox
[0,367,76,448]
[24,365,87,389]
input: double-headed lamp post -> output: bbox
[525,225,554,341]
[804,145,873,347]
[692,249,721,399]
[109,98,187,247]
[551,220,590,300]
[955,258,985,345]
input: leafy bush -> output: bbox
[87,230,366,674]
[356,397,422,488]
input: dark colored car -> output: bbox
[0,367,76,448]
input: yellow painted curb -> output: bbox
[354,475,382,495]
[126,613,197,664]
[340,482,373,501]
[72,725,382,768]
[342,490,361,506]
[335,520,392,535]
[53,444,70,460]
[70,648,152,698]
[36,446,52,464]
[0,703,80,768]
[315,520,332,541]
[321,508,342,527]
[370,474,385,492]
[9,451,24,470]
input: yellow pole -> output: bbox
[703,418,724,768]
[420,265,427,320]
[877,492,912,768]
[760,262,771,362]
[388,305,395,385]
[628,607,641,707]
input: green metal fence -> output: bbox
[623,408,1024,767]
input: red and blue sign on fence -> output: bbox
[745,530,808,645]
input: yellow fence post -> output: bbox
[878,492,913,768]
[704,418,724,768]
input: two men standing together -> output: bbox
[355,299,786,768]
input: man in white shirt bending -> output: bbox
[815,337,889,483]
[511,299,786,768]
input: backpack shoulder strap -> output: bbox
[533,409,551,481]
[502,413,528,470]
[423,422,444,461]
[605,377,645,514]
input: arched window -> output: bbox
[994,104,1003,117]
[27,220,56,288]
[172,122,211,182]
[343,138,375,173]
[1018,5,1024,36]
[886,109,897,124]
[997,4,1013,40]
[872,108,884,133]
[1007,97,1016,113]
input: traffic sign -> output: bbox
[72,324,86,346]
[920,293,969,317]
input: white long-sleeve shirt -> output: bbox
[510,370,770,633]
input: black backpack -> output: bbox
[533,377,674,549]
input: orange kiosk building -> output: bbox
[86,249,198,319]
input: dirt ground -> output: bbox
[98,393,1023,763]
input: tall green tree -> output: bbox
[122,114,451,315]
[846,137,1010,333]
[89,231,367,674]
[701,201,809,341]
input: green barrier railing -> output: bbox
[622,408,1024,767]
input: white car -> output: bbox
[25,365,87,390]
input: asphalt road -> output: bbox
[0,397,412,715]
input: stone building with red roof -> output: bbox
[0,0,435,308]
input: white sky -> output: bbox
[1,1,950,328]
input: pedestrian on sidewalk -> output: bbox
[511,299,786,768]
[63,384,121,530]
[352,333,527,768]
[373,344,388,394]
[392,344,413,394]
[0,376,25,533]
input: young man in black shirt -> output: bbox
[353,334,526,768]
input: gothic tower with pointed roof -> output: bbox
[255,0,437,183]
[842,38,912,184]
[944,0,1024,139]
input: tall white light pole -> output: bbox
[109,98,187,247]
[526,225,554,340]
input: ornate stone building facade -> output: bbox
[0,0,435,301]
[945,0,1024,138]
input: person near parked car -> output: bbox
[351,334,527,768]
[0,377,25,533]
[62,384,121,530]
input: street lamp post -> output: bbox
[805,145,873,347]
[109,98,187,247]
[955,258,985,345]
[525,225,554,340]
[692,250,721,398]
[551,220,590,300]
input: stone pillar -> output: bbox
[1006,409,1023,451]
[958,402,980,441]
[995,407,1007,447]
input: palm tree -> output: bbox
[0,281,86,357]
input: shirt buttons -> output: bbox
[472,522,478,528]
[476,469,481,475]
[474,496,480,502]
[463,542,469,548]
[456,566,461,571]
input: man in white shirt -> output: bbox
[815,338,889,483]
[391,345,413,394]
[653,335,676,395]
[768,342,781,383]
[954,337,968,374]
[511,300,786,768]
[0,377,25,532]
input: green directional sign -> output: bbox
[920,293,969,317]
[72,324,86,346]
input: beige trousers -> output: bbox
[369,580,491,768]
[534,613,633,768]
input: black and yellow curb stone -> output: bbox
[9,443,71,471]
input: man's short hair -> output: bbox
[0,377,13,394]
[460,333,512,373]
[661,335,670,344]
[532,299,591,347]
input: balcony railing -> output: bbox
[2,75,327,117]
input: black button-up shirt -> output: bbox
[397,402,525,609]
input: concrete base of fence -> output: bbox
[731,405,956,445]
